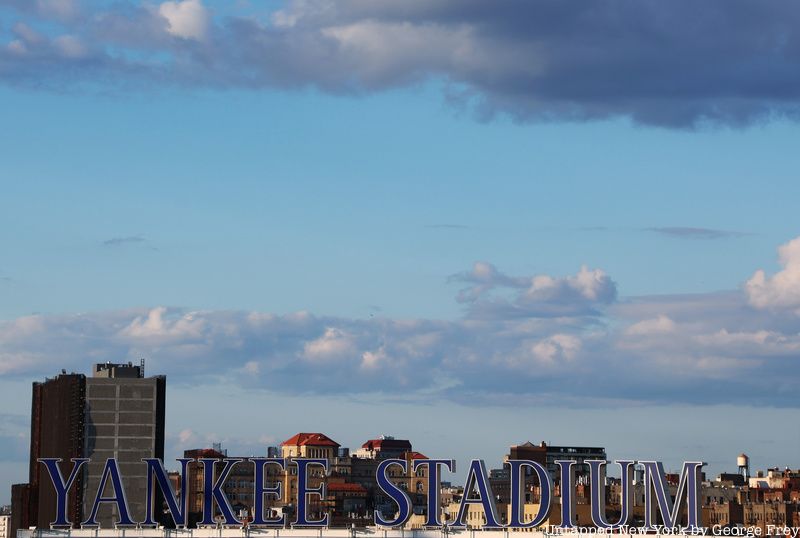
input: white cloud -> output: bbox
[625,315,676,336]
[54,34,87,58]
[745,236,800,310]
[456,264,617,319]
[1,243,800,407]
[360,348,386,370]
[302,327,356,362]
[12,23,44,45]
[242,360,260,374]
[158,0,209,40]
[119,306,206,342]
[530,334,581,364]
[35,0,79,21]
[6,40,26,55]
[322,21,473,86]
[522,265,616,305]
[178,428,196,444]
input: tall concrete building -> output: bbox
[10,363,165,531]
[83,362,166,527]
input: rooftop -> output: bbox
[281,432,340,448]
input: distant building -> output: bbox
[183,447,263,527]
[717,473,746,487]
[83,362,166,527]
[496,441,606,484]
[542,443,606,482]
[352,436,412,460]
[749,468,800,490]
[10,363,166,531]
[703,501,744,528]
[280,433,340,460]
[12,372,87,533]
[0,513,10,538]
[177,434,430,528]
[325,481,369,527]
[280,433,341,522]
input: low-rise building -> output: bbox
[1,513,11,538]
[353,437,412,460]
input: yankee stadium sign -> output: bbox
[38,457,705,530]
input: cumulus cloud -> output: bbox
[2,0,800,126]
[0,0,80,22]
[523,266,616,304]
[3,238,800,407]
[119,306,206,342]
[158,0,209,40]
[745,236,800,310]
[177,428,196,444]
[530,334,581,365]
[451,261,528,303]
[453,263,616,319]
[302,327,357,362]
[53,34,87,58]
[625,315,676,336]
[360,346,392,371]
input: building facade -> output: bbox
[82,363,166,527]
[9,363,166,532]
[0,513,10,538]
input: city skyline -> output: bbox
[2,0,800,509]
[4,361,800,507]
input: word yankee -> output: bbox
[39,457,705,530]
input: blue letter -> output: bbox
[199,458,244,525]
[588,460,635,529]
[38,458,89,527]
[374,459,412,527]
[83,458,135,527]
[413,459,455,527]
[294,458,329,527]
[252,458,286,527]
[555,460,576,529]
[642,461,705,529]
[453,460,501,528]
[508,459,552,529]
[143,458,190,527]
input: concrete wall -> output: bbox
[82,377,165,527]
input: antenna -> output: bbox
[139,357,145,378]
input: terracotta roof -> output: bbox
[402,451,428,460]
[327,483,367,494]
[281,432,340,447]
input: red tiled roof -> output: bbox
[402,451,428,460]
[327,483,367,494]
[281,432,340,447]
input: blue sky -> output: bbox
[2,0,800,503]
[2,85,797,319]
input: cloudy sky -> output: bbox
[3,0,800,503]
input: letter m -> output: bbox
[641,461,705,529]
